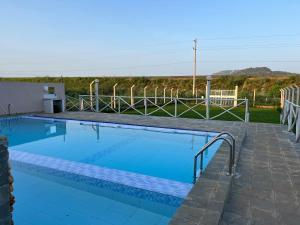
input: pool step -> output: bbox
[10,150,192,205]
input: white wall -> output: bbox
[0,82,65,115]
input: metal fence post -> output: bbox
[245,98,249,122]
[288,87,291,102]
[144,86,148,99]
[288,102,293,131]
[280,89,284,108]
[296,108,300,142]
[296,87,300,106]
[292,87,295,104]
[79,97,83,111]
[234,86,238,107]
[253,89,256,107]
[113,83,118,109]
[130,85,135,107]
[284,88,288,109]
[144,97,147,116]
[155,87,158,105]
[174,98,177,117]
[95,79,99,112]
[282,100,289,124]
[118,97,121,114]
[206,76,211,120]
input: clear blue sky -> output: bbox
[0,0,299,77]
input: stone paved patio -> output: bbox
[221,123,300,225]
[33,112,300,225]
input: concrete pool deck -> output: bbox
[221,123,300,225]
[33,112,300,225]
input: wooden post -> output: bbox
[170,88,173,100]
[176,89,179,98]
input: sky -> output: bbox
[0,0,299,77]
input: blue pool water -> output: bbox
[0,116,222,225]
[12,169,175,225]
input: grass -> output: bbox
[120,104,280,124]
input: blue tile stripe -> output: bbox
[10,150,193,198]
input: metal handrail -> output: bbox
[193,134,235,183]
[8,104,13,116]
[214,132,236,165]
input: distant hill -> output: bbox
[213,67,298,76]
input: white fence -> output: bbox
[280,86,300,142]
[210,86,238,106]
[66,95,249,122]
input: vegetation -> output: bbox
[0,67,299,100]
[0,73,299,100]
[0,67,296,124]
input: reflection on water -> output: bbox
[0,118,67,146]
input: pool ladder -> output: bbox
[193,132,235,183]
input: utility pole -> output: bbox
[192,39,197,96]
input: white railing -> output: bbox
[66,95,249,122]
[281,100,300,142]
[280,86,300,142]
[210,86,238,107]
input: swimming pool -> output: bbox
[0,116,222,225]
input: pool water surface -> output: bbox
[0,116,222,225]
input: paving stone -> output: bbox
[251,208,278,225]
[221,211,250,225]
[220,123,300,225]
